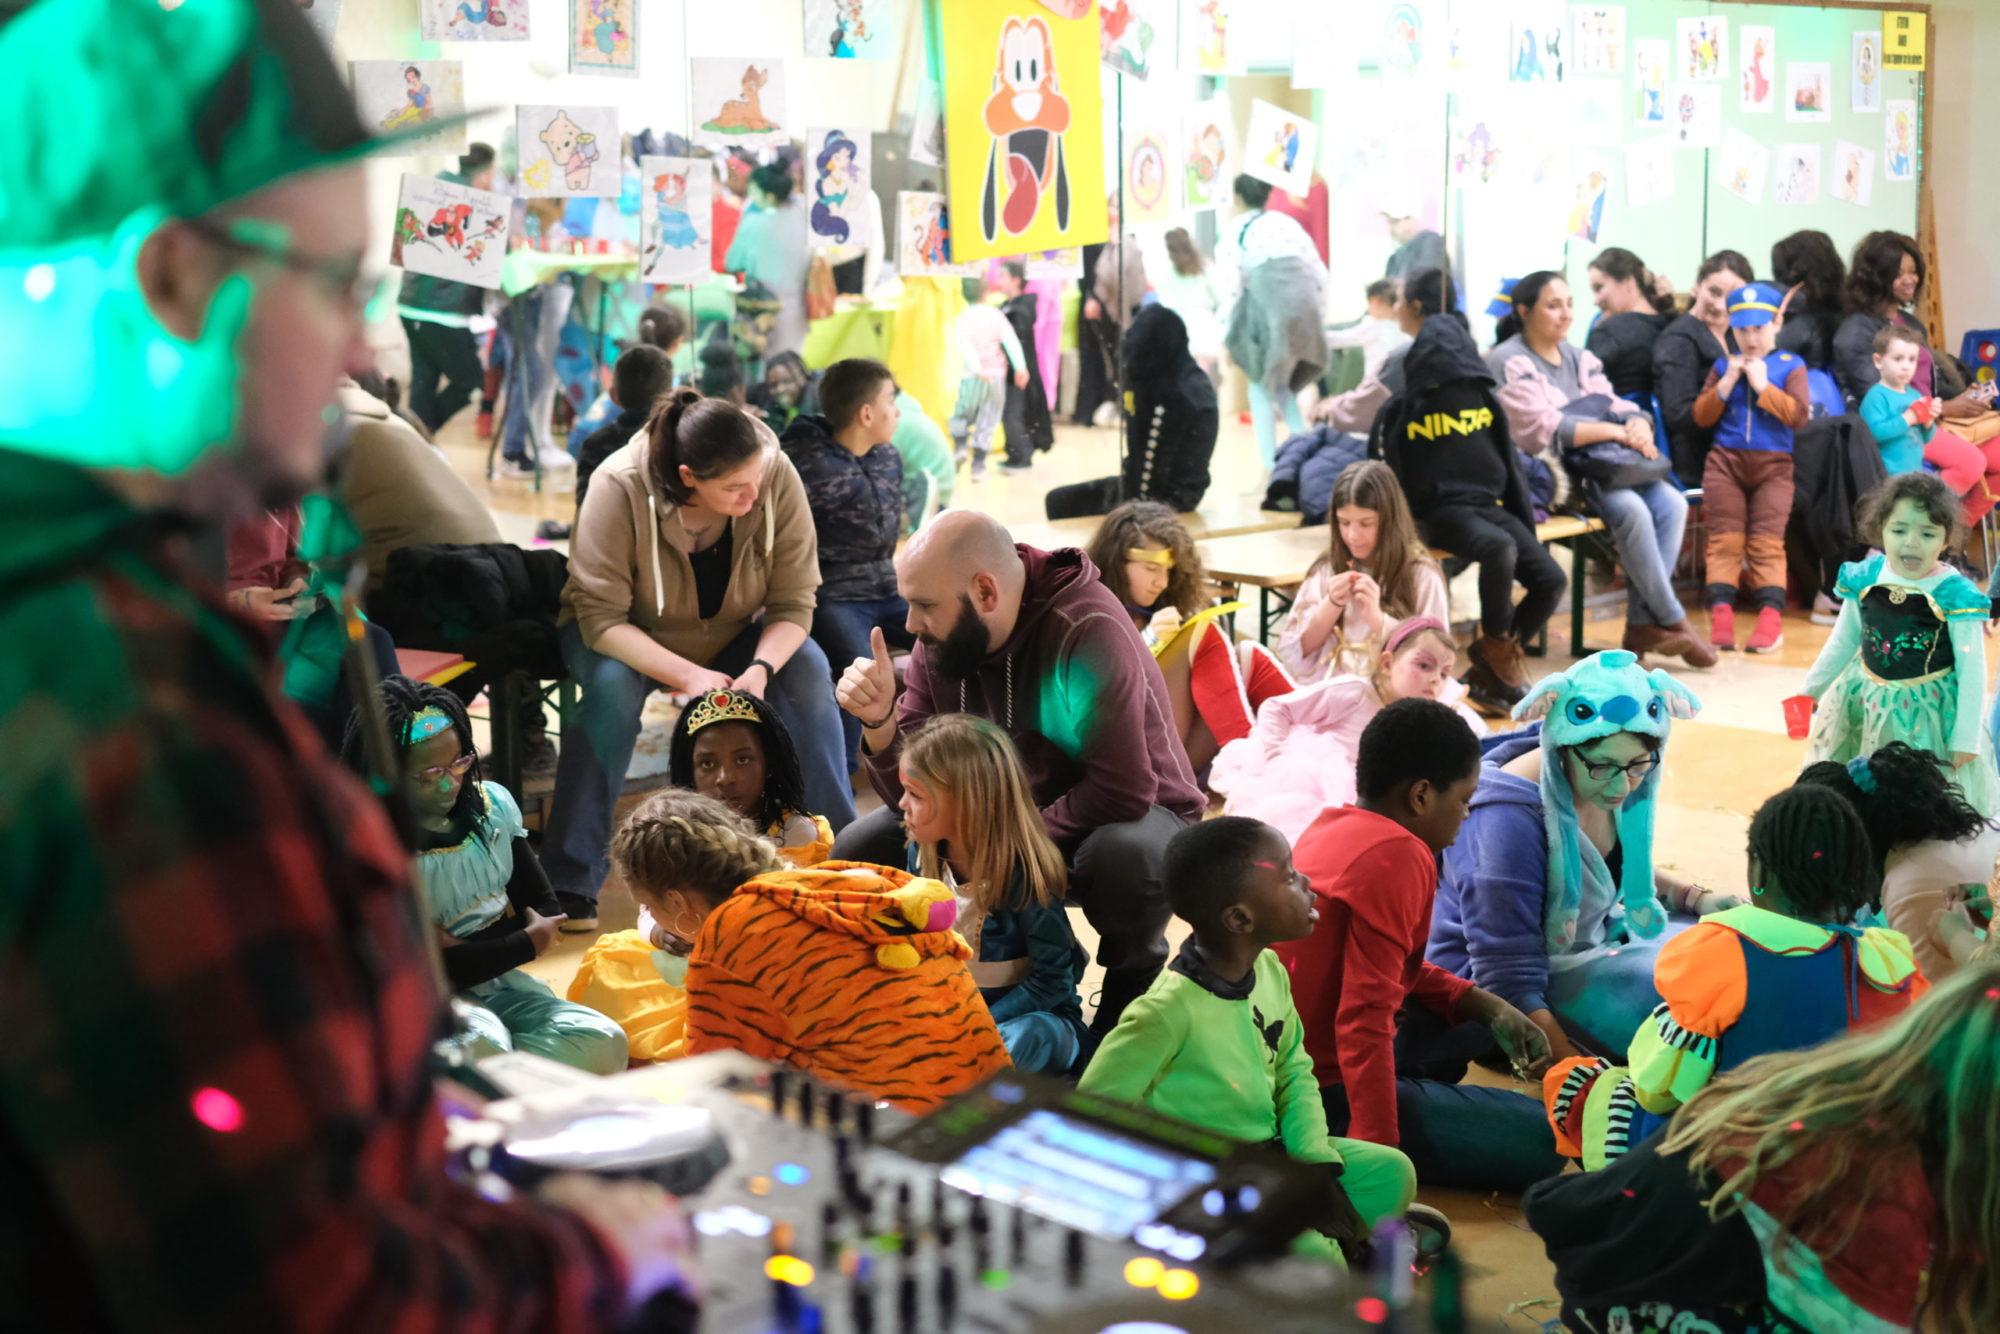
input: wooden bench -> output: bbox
[1011,493,1301,554]
[1203,514,1611,650]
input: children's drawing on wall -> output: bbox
[1573,78,1624,147]
[1382,1,1427,77]
[909,80,946,166]
[976,16,1069,245]
[516,105,620,196]
[1242,98,1317,198]
[295,0,341,46]
[1716,129,1769,206]
[1774,143,1822,204]
[420,0,529,41]
[1677,16,1725,83]
[1885,100,1916,182]
[1634,39,1667,124]
[1739,25,1774,113]
[1567,161,1610,241]
[896,191,961,275]
[1623,138,1673,208]
[1831,141,1875,207]
[392,173,510,290]
[1851,31,1882,113]
[351,61,466,153]
[1453,118,1502,186]
[1672,84,1720,148]
[1181,97,1232,212]
[808,128,872,248]
[570,0,637,77]
[1124,125,1174,224]
[692,58,789,149]
[1508,5,1563,84]
[1100,0,1157,78]
[1571,6,1624,77]
[1786,62,1831,124]
[803,0,892,60]
[639,156,714,284]
[1024,248,1084,281]
[1183,0,1241,77]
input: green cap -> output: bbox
[0,0,461,474]
[0,0,423,245]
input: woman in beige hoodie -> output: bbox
[541,389,855,926]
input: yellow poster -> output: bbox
[1882,11,1926,71]
[940,0,1108,263]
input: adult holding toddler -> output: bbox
[832,511,1205,1032]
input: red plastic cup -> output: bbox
[1912,396,1937,426]
[1782,694,1814,740]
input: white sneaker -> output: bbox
[1091,401,1121,428]
[1810,592,1839,626]
[492,458,537,481]
[537,448,577,471]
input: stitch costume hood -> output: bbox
[1515,650,1701,951]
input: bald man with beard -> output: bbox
[832,511,1204,1034]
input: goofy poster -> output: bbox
[941,0,1106,263]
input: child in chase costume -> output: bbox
[1431,652,1714,1057]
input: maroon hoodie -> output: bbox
[864,545,1204,843]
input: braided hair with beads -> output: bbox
[340,674,490,834]
[1746,784,1878,922]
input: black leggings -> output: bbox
[1421,504,1567,640]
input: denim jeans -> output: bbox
[540,620,857,900]
[1595,479,1688,628]
[1320,1002,1568,1193]
[500,280,574,464]
[809,595,913,774]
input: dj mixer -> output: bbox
[451,1052,1468,1333]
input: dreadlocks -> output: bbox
[667,688,809,835]
[341,673,489,833]
[1798,743,1995,878]
[1746,784,1876,922]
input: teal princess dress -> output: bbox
[1804,555,1998,815]
[417,781,628,1073]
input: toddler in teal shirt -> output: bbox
[1079,816,1425,1265]
[1860,325,1942,477]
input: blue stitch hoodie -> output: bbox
[1427,730,1554,1015]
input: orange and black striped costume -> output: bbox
[684,861,1012,1111]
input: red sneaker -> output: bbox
[1709,603,1737,650]
[1746,606,1785,654]
[475,409,494,439]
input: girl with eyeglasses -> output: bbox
[1430,652,1745,1067]
[344,675,628,1074]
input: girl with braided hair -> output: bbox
[1540,783,1926,1174]
[595,789,1010,1106]
[1527,960,2000,1334]
[1798,742,2000,981]
[345,675,628,1073]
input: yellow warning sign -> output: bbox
[1883,11,1927,71]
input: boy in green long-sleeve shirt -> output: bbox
[1079,816,1422,1265]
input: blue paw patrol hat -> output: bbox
[1485,278,1522,320]
[1727,282,1785,329]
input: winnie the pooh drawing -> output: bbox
[540,109,600,191]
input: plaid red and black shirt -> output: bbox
[0,451,627,1331]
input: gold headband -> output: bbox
[683,689,762,735]
[1125,546,1176,570]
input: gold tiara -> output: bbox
[684,689,762,735]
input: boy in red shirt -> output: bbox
[1281,698,1566,1191]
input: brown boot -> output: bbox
[1464,633,1529,713]
[1667,618,1720,669]
[1621,622,1695,663]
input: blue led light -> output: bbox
[774,1162,811,1186]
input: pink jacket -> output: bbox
[1487,338,1644,456]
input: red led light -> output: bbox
[190,1087,244,1133]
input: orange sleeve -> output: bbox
[1651,923,1749,1038]
[1692,368,1727,429]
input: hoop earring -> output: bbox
[1751,885,1765,896]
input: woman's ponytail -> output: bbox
[647,387,760,504]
